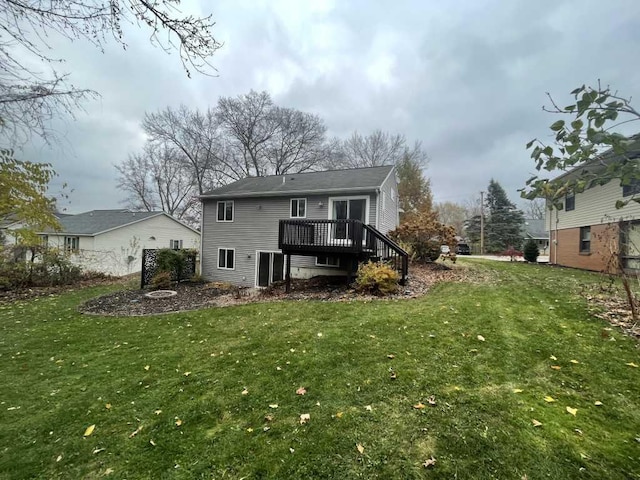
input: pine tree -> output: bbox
[485,179,524,252]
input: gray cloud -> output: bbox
[15,0,640,212]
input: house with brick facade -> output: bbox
[547,138,640,273]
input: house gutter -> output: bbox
[198,186,379,200]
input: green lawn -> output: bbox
[0,260,639,479]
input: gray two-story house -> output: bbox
[199,165,407,290]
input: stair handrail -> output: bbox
[362,224,408,256]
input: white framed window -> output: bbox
[218,248,235,270]
[217,200,234,222]
[290,198,307,218]
[65,236,79,253]
[170,239,183,250]
[316,255,340,267]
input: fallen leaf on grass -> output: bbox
[566,407,577,416]
[626,362,639,368]
[427,396,437,406]
[570,360,579,364]
[105,403,111,410]
[144,365,150,371]
[246,427,254,432]
[299,413,310,424]
[335,412,343,418]
[544,396,556,403]
[413,403,426,410]
[365,405,372,411]
[531,419,542,427]
[104,468,114,475]
[269,404,278,409]
[296,387,307,395]
[175,418,183,427]
[551,366,561,370]
[477,335,485,342]
[92,447,105,454]
[387,354,395,359]
[550,355,557,361]
[83,424,95,437]
[422,457,437,468]
[56,454,63,462]
[183,371,191,377]
[289,448,295,454]
[264,415,274,422]
[513,389,523,394]
[150,439,156,446]
[390,371,397,380]
[154,410,162,415]
[356,443,365,454]
[241,388,249,395]
[129,425,143,438]
[594,401,603,406]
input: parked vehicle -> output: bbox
[456,243,471,255]
[440,245,450,254]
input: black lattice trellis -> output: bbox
[140,249,197,288]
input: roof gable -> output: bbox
[42,210,176,235]
[201,165,394,199]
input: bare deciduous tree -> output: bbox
[142,106,223,194]
[115,143,198,224]
[338,130,406,168]
[266,107,327,175]
[0,0,222,145]
[523,198,546,220]
[216,90,279,177]
[435,201,467,235]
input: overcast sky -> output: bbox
[19,0,640,213]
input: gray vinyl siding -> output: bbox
[378,169,399,234]
[201,192,378,286]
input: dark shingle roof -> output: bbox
[200,165,394,199]
[46,210,163,235]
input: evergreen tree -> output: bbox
[485,179,524,252]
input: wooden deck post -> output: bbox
[285,253,292,293]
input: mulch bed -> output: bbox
[79,263,470,317]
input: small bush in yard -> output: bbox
[356,261,399,295]
[150,271,172,289]
[523,239,540,263]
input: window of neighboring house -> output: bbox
[217,248,235,270]
[565,193,575,211]
[217,200,234,222]
[622,221,640,270]
[579,226,591,253]
[65,236,79,253]
[290,198,307,218]
[40,235,48,247]
[170,239,183,250]
[316,255,340,267]
[622,178,640,197]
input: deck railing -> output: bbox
[363,224,408,284]
[278,219,365,254]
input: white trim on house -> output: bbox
[216,201,235,223]
[217,247,236,270]
[290,198,307,218]
[327,195,370,223]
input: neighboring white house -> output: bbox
[3,210,200,276]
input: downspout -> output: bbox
[554,208,559,265]
[375,188,380,228]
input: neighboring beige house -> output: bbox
[523,219,549,254]
[546,139,640,273]
[3,210,200,276]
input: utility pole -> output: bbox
[480,191,485,255]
